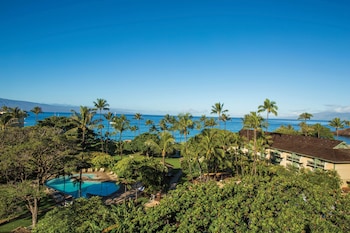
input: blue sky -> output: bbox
[1,0,349,117]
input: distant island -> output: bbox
[0,98,80,113]
[0,98,133,114]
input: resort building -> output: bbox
[240,130,350,187]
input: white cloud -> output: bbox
[324,105,350,113]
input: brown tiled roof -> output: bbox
[239,130,350,163]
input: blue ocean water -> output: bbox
[24,112,350,144]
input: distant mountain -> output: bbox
[0,98,80,113]
[312,111,350,121]
[0,98,133,114]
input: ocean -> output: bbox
[24,112,350,144]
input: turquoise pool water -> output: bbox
[46,174,120,198]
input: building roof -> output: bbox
[239,130,350,163]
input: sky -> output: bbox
[1,0,350,117]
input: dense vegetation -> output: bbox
[33,166,350,233]
[1,99,350,232]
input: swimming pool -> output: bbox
[45,174,120,198]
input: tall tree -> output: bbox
[69,106,97,197]
[111,114,130,157]
[313,123,323,138]
[198,129,225,174]
[257,98,278,131]
[299,121,314,136]
[9,107,28,127]
[211,102,228,128]
[31,106,43,124]
[205,118,217,128]
[145,119,158,133]
[103,111,114,153]
[176,113,194,142]
[164,114,177,136]
[0,126,71,227]
[298,112,313,123]
[221,113,231,130]
[145,131,175,165]
[130,125,138,137]
[94,98,110,152]
[133,113,143,135]
[242,112,264,175]
[0,112,15,131]
[329,117,345,139]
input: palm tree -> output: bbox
[221,113,231,130]
[145,131,175,165]
[0,112,14,131]
[164,114,177,136]
[198,129,225,174]
[94,98,109,152]
[71,106,96,197]
[158,118,168,132]
[176,113,194,142]
[205,118,217,128]
[345,120,350,128]
[145,119,157,133]
[299,121,314,136]
[329,117,345,139]
[257,98,278,131]
[111,114,130,157]
[9,107,28,127]
[71,106,97,148]
[298,112,313,123]
[70,106,97,197]
[211,102,228,128]
[103,111,114,153]
[242,112,264,175]
[243,112,264,150]
[197,115,207,130]
[133,113,143,135]
[130,125,138,137]
[313,123,323,138]
[31,106,43,124]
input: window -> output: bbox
[307,158,325,170]
[287,153,302,167]
[270,151,282,165]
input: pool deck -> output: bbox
[80,171,117,182]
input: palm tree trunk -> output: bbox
[78,169,83,198]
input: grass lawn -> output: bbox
[0,216,31,233]
[120,153,182,169]
[0,197,55,233]
[164,158,181,169]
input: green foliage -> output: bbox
[311,123,334,139]
[274,124,299,135]
[181,128,239,179]
[26,162,350,233]
[126,133,159,155]
[113,156,166,193]
[123,165,349,232]
[33,197,116,233]
[37,116,77,133]
[90,152,115,169]
[0,185,23,219]
[274,123,334,139]
[0,126,74,226]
